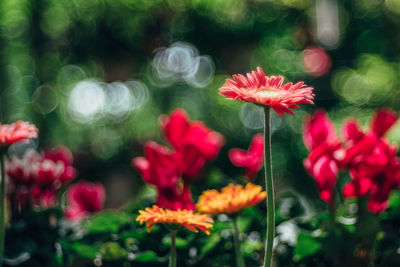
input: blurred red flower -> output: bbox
[159,108,224,181]
[0,121,38,147]
[7,150,41,185]
[134,108,224,210]
[303,108,400,213]
[343,141,400,213]
[340,110,399,213]
[219,67,314,117]
[44,146,77,183]
[228,134,264,181]
[303,110,341,203]
[370,109,397,137]
[6,146,77,216]
[339,110,397,168]
[132,141,195,210]
[303,109,338,151]
[133,142,181,190]
[65,181,105,220]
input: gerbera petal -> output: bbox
[219,67,314,116]
[0,121,38,146]
[137,206,214,235]
[256,67,266,85]
[196,183,266,215]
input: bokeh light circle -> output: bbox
[104,82,133,118]
[68,79,105,123]
[240,103,264,130]
[125,80,149,110]
[32,85,59,114]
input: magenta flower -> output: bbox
[65,181,105,221]
[303,110,341,203]
[229,134,264,181]
[132,141,195,211]
[159,108,224,181]
[303,108,400,213]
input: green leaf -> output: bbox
[132,251,159,262]
[388,191,400,209]
[237,216,252,232]
[70,242,98,259]
[242,239,264,256]
[294,232,322,261]
[86,211,132,234]
[207,168,226,186]
[162,236,191,249]
[213,220,233,231]
[119,230,146,240]
[100,242,128,261]
[381,191,400,219]
[199,234,221,259]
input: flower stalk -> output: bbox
[263,107,274,267]
[232,216,245,267]
[169,231,177,267]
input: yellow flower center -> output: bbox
[255,89,280,98]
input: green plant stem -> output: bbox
[232,216,246,267]
[263,107,274,267]
[0,153,5,267]
[169,231,177,267]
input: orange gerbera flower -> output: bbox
[137,205,214,235]
[219,67,314,117]
[196,183,266,215]
[0,121,38,146]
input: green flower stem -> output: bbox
[0,152,5,267]
[263,107,274,267]
[169,231,177,267]
[232,216,246,267]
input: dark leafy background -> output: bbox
[2,0,400,266]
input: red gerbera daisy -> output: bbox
[0,121,38,146]
[219,67,315,116]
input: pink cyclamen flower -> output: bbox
[65,181,105,220]
[132,142,181,190]
[311,155,338,202]
[341,125,399,214]
[343,141,400,213]
[303,108,400,213]
[0,121,38,146]
[219,67,314,117]
[44,146,77,183]
[32,147,77,196]
[159,108,225,160]
[159,108,225,181]
[303,109,338,151]
[132,141,195,210]
[303,110,341,203]
[367,158,400,213]
[370,109,397,138]
[340,118,364,144]
[339,109,398,169]
[7,147,77,214]
[229,134,264,181]
[7,149,41,185]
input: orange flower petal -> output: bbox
[196,183,266,215]
[137,205,214,235]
